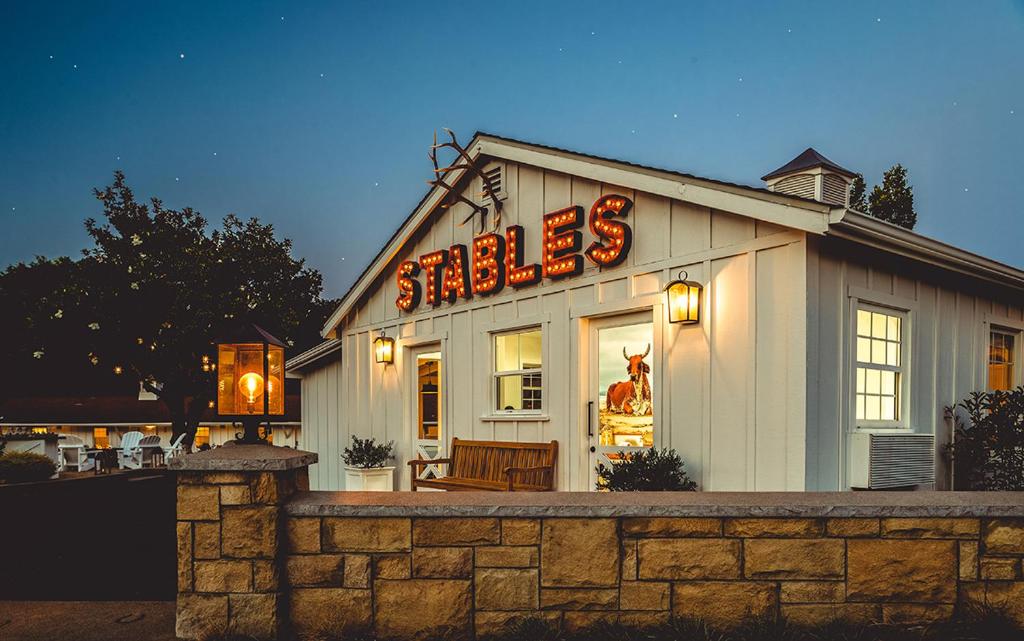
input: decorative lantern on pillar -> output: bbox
[665,270,702,324]
[216,324,286,444]
[374,331,395,365]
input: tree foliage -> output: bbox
[946,387,1024,491]
[849,174,868,212]
[867,164,917,229]
[595,448,698,491]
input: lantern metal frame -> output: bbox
[374,330,395,365]
[215,324,287,444]
[665,270,703,325]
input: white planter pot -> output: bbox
[344,466,395,491]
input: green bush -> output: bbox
[595,447,698,491]
[946,387,1024,490]
[342,435,395,469]
[0,451,57,483]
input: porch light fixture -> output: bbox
[665,270,702,324]
[216,324,286,444]
[374,331,395,365]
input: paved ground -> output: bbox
[0,601,176,641]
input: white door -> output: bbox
[409,347,444,483]
[587,312,656,489]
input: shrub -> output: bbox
[342,436,395,469]
[595,447,698,491]
[0,451,57,483]
[945,387,1024,490]
[0,427,61,444]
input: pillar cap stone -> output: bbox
[169,443,317,471]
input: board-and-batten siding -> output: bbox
[306,160,808,491]
[805,236,1024,491]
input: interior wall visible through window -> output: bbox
[989,329,1018,391]
[493,329,543,412]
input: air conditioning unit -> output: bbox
[848,432,935,489]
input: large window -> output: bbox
[855,306,906,425]
[989,329,1018,391]
[494,329,542,413]
[93,427,110,448]
[195,427,211,448]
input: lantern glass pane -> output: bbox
[233,343,265,415]
[267,344,285,415]
[217,344,237,415]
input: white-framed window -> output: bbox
[493,328,543,413]
[988,328,1019,391]
[854,304,907,427]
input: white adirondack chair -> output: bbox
[138,434,163,467]
[117,431,145,469]
[163,432,187,462]
[57,435,94,472]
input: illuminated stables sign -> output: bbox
[395,195,633,312]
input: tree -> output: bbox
[867,164,917,230]
[849,174,868,212]
[7,172,335,447]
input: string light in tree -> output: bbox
[418,250,448,306]
[440,244,472,303]
[472,233,506,295]
[505,225,540,288]
[585,195,633,267]
[542,206,584,279]
[395,260,422,311]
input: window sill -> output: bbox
[480,414,551,423]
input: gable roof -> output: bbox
[762,147,858,181]
[320,132,834,338]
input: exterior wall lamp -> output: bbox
[374,331,395,365]
[665,270,702,324]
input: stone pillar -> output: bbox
[170,444,317,639]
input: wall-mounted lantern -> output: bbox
[216,324,286,444]
[374,331,395,365]
[665,270,702,324]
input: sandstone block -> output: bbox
[251,472,282,504]
[344,554,370,588]
[475,568,539,610]
[622,517,721,537]
[475,545,538,568]
[541,519,619,587]
[619,581,670,610]
[540,588,618,610]
[847,539,956,603]
[286,517,321,554]
[413,547,473,578]
[673,582,777,627]
[780,581,845,603]
[413,517,500,546]
[252,560,279,592]
[375,554,411,579]
[783,604,879,626]
[744,538,845,579]
[984,519,1024,555]
[622,539,638,580]
[375,579,472,640]
[826,518,879,538]
[194,559,252,593]
[958,581,985,608]
[176,594,227,639]
[881,518,979,539]
[959,541,978,580]
[219,484,251,506]
[983,581,1024,628]
[724,518,822,537]
[228,593,279,638]
[637,538,740,580]
[882,604,954,624]
[176,522,193,592]
[475,611,560,638]
[322,517,411,552]
[502,518,541,545]
[290,588,372,637]
[177,485,220,521]
[286,554,344,586]
[199,472,248,484]
[193,522,220,560]
[221,506,277,558]
[981,557,1019,580]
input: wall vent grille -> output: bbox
[480,165,503,205]
[850,432,935,489]
[773,174,816,200]
[822,174,850,206]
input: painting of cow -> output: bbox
[606,344,653,417]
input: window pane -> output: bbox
[887,342,900,367]
[520,330,542,369]
[857,337,870,363]
[989,331,1017,391]
[871,339,887,365]
[872,312,887,338]
[496,373,542,411]
[495,330,542,372]
[881,370,896,396]
[866,368,880,394]
[865,395,881,420]
[857,310,871,336]
[856,367,866,393]
[881,396,896,421]
[856,395,865,420]
[887,315,901,342]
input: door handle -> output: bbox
[587,400,594,438]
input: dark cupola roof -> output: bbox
[762,148,857,181]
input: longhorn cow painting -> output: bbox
[597,322,655,449]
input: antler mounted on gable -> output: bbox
[428,129,503,234]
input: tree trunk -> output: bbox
[163,391,193,448]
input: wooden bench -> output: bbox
[409,438,558,491]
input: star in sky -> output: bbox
[175,177,180,182]
[179,53,185,59]
[673,113,678,119]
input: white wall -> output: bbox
[303,160,809,491]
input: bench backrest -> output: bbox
[449,438,558,487]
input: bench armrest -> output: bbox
[504,465,555,491]
[408,458,451,468]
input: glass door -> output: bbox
[412,349,444,481]
[588,313,655,489]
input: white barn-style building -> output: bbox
[288,133,1024,492]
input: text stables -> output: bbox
[395,195,633,312]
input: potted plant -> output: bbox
[342,436,396,491]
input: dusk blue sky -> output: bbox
[2,1,1022,297]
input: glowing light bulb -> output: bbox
[238,372,264,408]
